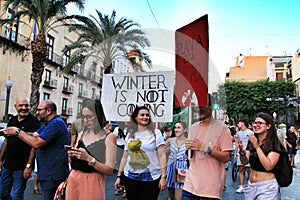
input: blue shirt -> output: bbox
[36,115,70,180]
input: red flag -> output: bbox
[175,15,209,107]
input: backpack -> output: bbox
[273,144,293,187]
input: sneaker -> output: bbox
[236,185,244,193]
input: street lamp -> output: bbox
[4,77,13,123]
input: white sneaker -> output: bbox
[236,185,244,193]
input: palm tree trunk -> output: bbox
[30,34,47,112]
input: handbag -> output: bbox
[53,180,67,200]
[175,168,188,183]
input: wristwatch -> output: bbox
[15,129,20,136]
[161,174,167,178]
[88,157,96,166]
[206,147,212,155]
[26,163,31,168]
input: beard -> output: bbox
[19,111,30,118]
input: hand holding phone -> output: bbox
[64,145,79,151]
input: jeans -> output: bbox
[0,167,27,200]
[182,190,220,200]
[40,179,63,200]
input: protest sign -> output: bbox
[101,71,174,122]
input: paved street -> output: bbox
[23,152,300,200]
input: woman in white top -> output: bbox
[114,106,167,200]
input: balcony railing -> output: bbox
[45,51,64,67]
[61,107,73,116]
[0,26,31,52]
[62,85,74,94]
[43,78,58,89]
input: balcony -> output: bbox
[0,26,31,56]
[45,51,64,67]
[92,94,101,100]
[61,107,73,116]
[70,65,80,74]
[62,85,74,94]
[78,90,89,98]
[43,78,58,89]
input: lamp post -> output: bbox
[4,77,13,123]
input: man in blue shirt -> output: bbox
[2,100,70,200]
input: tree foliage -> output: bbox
[218,79,296,123]
[63,10,151,74]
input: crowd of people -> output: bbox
[0,94,298,200]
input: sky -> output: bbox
[67,0,300,91]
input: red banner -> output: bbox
[175,15,209,107]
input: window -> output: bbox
[45,69,51,82]
[78,83,83,95]
[77,102,82,116]
[46,35,54,60]
[63,77,69,89]
[63,50,71,67]
[276,72,283,80]
[62,98,68,112]
[43,92,50,100]
[4,8,18,42]
[92,88,95,99]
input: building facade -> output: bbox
[0,3,106,123]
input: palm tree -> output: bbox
[63,10,151,74]
[0,0,85,111]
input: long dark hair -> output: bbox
[82,98,106,134]
[248,112,281,153]
[127,106,155,137]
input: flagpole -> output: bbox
[188,106,192,160]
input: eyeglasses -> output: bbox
[81,115,95,121]
[37,108,47,112]
[252,121,267,126]
[140,113,150,117]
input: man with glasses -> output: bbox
[234,119,254,193]
[0,97,40,200]
[2,100,70,200]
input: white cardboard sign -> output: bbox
[101,71,174,122]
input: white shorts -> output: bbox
[243,178,280,200]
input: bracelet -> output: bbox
[116,176,121,178]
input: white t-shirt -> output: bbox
[236,129,254,154]
[124,129,165,181]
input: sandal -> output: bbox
[122,190,127,198]
[33,189,42,195]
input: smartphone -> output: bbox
[64,145,72,151]
[64,145,79,151]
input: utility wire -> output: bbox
[146,0,170,40]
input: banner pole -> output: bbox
[188,106,192,160]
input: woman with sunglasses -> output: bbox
[114,106,167,200]
[65,99,116,200]
[239,113,281,199]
